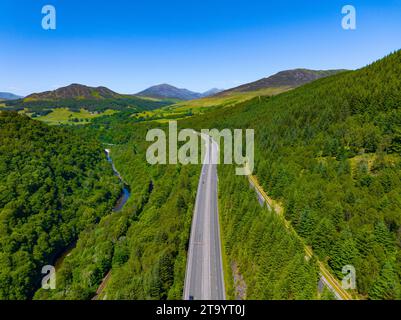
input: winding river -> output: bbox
[53,149,130,270]
[105,148,130,211]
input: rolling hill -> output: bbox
[4,84,175,114]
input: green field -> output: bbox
[131,109,191,123]
[33,108,117,125]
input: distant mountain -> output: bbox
[5,84,174,112]
[137,84,223,100]
[24,84,120,101]
[201,88,224,97]
[0,92,23,100]
[137,84,201,100]
[220,69,347,95]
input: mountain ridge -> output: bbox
[180,50,401,300]
[219,68,347,95]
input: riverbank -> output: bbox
[53,149,130,284]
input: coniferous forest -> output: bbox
[181,50,401,299]
[33,123,200,300]
[1,50,401,300]
[0,112,121,299]
[218,165,319,299]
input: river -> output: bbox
[105,148,130,211]
[53,149,130,270]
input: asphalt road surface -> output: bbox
[184,134,226,300]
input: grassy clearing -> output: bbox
[34,108,117,125]
[318,153,400,176]
[131,109,190,122]
[349,153,400,174]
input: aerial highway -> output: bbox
[184,134,226,300]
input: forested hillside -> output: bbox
[2,49,401,300]
[219,165,319,299]
[34,123,200,299]
[182,50,401,299]
[5,96,171,114]
[0,112,121,299]
[103,161,199,299]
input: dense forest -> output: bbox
[0,110,199,300]
[2,50,401,300]
[77,117,323,300]
[4,96,173,114]
[181,50,401,299]
[0,112,121,299]
[218,165,319,299]
[34,123,200,299]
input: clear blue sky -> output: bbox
[1,0,400,96]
